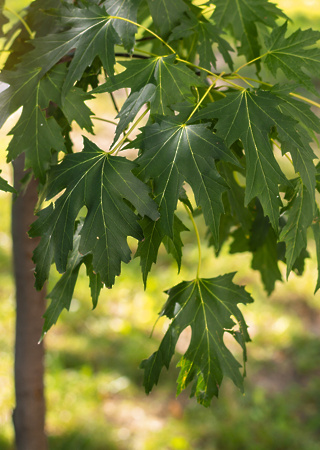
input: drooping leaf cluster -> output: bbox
[1,0,320,405]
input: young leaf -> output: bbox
[141,274,253,406]
[30,137,159,289]
[264,22,320,93]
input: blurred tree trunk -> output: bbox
[11,155,48,450]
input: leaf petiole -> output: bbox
[176,57,244,91]
[234,52,269,73]
[108,15,176,54]
[109,107,149,155]
[184,203,201,279]
[187,81,217,121]
[92,117,118,126]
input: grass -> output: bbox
[1,1,320,448]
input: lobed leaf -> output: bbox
[136,115,238,242]
[141,273,253,406]
[30,137,159,289]
[213,0,286,65]
[264,22,320,93]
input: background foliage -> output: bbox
[1,0,320,448]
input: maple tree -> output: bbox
[1,0,320,411]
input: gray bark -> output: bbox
[11,155,48,450]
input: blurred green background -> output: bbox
[1,1,320,449]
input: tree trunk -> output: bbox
[11,155,48,450]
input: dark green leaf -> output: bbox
[264,22,320,93]
[194,90,289,231]
[92,58,158,94]
[136,116,238,243]
[213,0,286,64]
[30,137,159,289]
[21,5,121,94]
[115,83,156,142]
[0,68,41,127]
[147,0,187,35]
[141,274,253,406]
[162,214,188,272]
[93,55,204,114]
[104,0,141,52]
[135,217,163,288]
[252,226,282,294]
[43,223,84,335]
[38,64,94,131]
[279,182,313,277]
[169,16,234,71]
[6,82,65,182]
[151,55,205,114]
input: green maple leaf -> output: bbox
[43,221,103,335]
[141,273,253,406]
[0,170,15,193]
[270,85,320,139]
[93,55,204,115]
[21,5,120,95]
[92,58,158,94]
[114,83,156,142]
[6,81,65,182]
[213,0,286,64]
[219,163,251,232]
[151,55,205,115]
[104,0,141,52]
[279,182,313,278]
[0,68,41,127]
[264,22,320,93]
[162,214,188,272]
[30,137,159,290]
[135,217,163,287]
[252,226,282,295]
[136,116,238,243]
[169,16,234,71]
[147,0,187,35]
[39,64,94,132]
[194,90,290,231]
[135,213,188,287]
